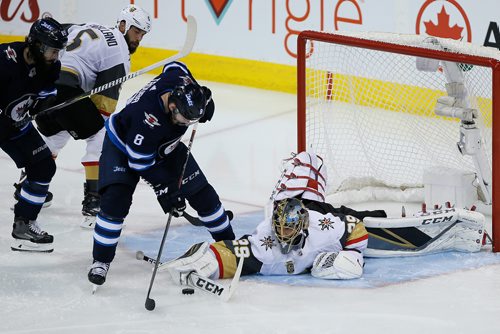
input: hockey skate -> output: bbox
[80,182,100,229]
[12,170,53,209]
[88,260,110,293]
[11,217,54,253]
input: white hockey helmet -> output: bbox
[116,4,152,34]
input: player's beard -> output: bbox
[29,46,53,78]
[125,34,139,54]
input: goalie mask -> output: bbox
[272,198,309,254]
[168,83,206,125]
[116,4,152,34]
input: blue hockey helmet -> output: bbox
[28,17,68,50]
[168,83,206,123]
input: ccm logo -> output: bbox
[181,170,200,185]
[422,215,454,225]
[419,208,456,216]
[194,277,224,296]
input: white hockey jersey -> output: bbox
[246,209,368,275]
[59,23,130,116]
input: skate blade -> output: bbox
[11,240,53,253]
[80,216,96,229]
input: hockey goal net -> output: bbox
[297,31,500,252]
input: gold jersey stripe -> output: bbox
[210,241,238,279]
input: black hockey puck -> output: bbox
[182,288,195,295]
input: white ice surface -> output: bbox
[1,75,500,334]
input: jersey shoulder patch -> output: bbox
[3,45,19,63]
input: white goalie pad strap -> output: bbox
[434,97,477,122]
[416,56,440,72]
[311,250,364,280]
[445,82,468,100]
[364,208,485,257]
[159,241,219,285]
[441,60,465,84]
[274,151,327,202]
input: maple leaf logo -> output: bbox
[424,5,463,40]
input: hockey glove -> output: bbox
[35,109,63,136]
[199,86,214,123]
[29,95,56,116]
[156,186,186,217]
[171,195,186,218]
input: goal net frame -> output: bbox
[297,30,500,252]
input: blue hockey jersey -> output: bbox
[0,42,60,132]
[105,61,199,172]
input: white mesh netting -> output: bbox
[302,32,496,203]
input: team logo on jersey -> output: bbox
[7,94,35,122]
[159,137,181,157]
[318,218,334,231]
[260,235,275,251]
[143,112,160,128]
[4,46,17,63]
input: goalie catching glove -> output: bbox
[311,250,364,280]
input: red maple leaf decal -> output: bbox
[424,5,463,40]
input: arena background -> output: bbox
[1,0,499,93]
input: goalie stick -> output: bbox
[136,250,244,302]
[39,15,197,116]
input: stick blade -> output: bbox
[178,15,197,58]
[221,256,244,302]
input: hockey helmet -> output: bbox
[168,83,206,124]
[27,17,68,50]
[116,4,152,34]
[272,198,310,254]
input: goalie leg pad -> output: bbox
[274,151,327,202]
[364,208,485,257]
[159,241,219,285]
[311,250,364,280]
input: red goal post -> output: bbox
[297,30,500,252]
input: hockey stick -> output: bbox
[183,210,234,226]
[144,123,199,311]
[39,15,197,116]
[136,250,244,302]
[186,256,244,302]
